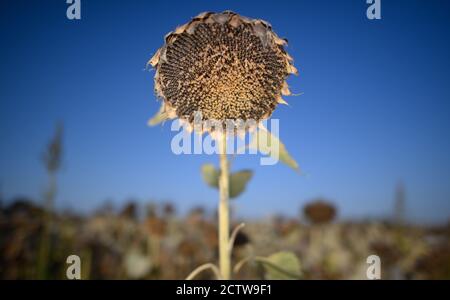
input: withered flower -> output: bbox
[148,11,297,131]
[148,11,299,280]
[303,199,337,225]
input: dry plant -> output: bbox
[148,11,301,280]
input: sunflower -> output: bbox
[147,11,299,280]
[148,11,297,132]
[303,200,337,225]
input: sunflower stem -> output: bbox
[218,132,231,280]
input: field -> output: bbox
[1,199,449,280]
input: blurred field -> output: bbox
[1,198,449,280]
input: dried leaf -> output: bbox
[148,104,169,126]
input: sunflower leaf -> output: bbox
[201,164,220,188]
[249,129,299,171]
[229,170,253,198]
[201,164,253,199]
[260,251,302,280]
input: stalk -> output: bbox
[218,132,231,279]
[37,172,56,279]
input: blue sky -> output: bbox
[1,0,450,223]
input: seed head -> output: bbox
[303,199,337,225]
[149,11,297,130]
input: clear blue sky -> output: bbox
[1,0,450,223]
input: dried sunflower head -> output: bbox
[303,200,337,225]
[148,11,297,132]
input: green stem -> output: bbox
[186,263,222,280]
[218,132,231,280]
